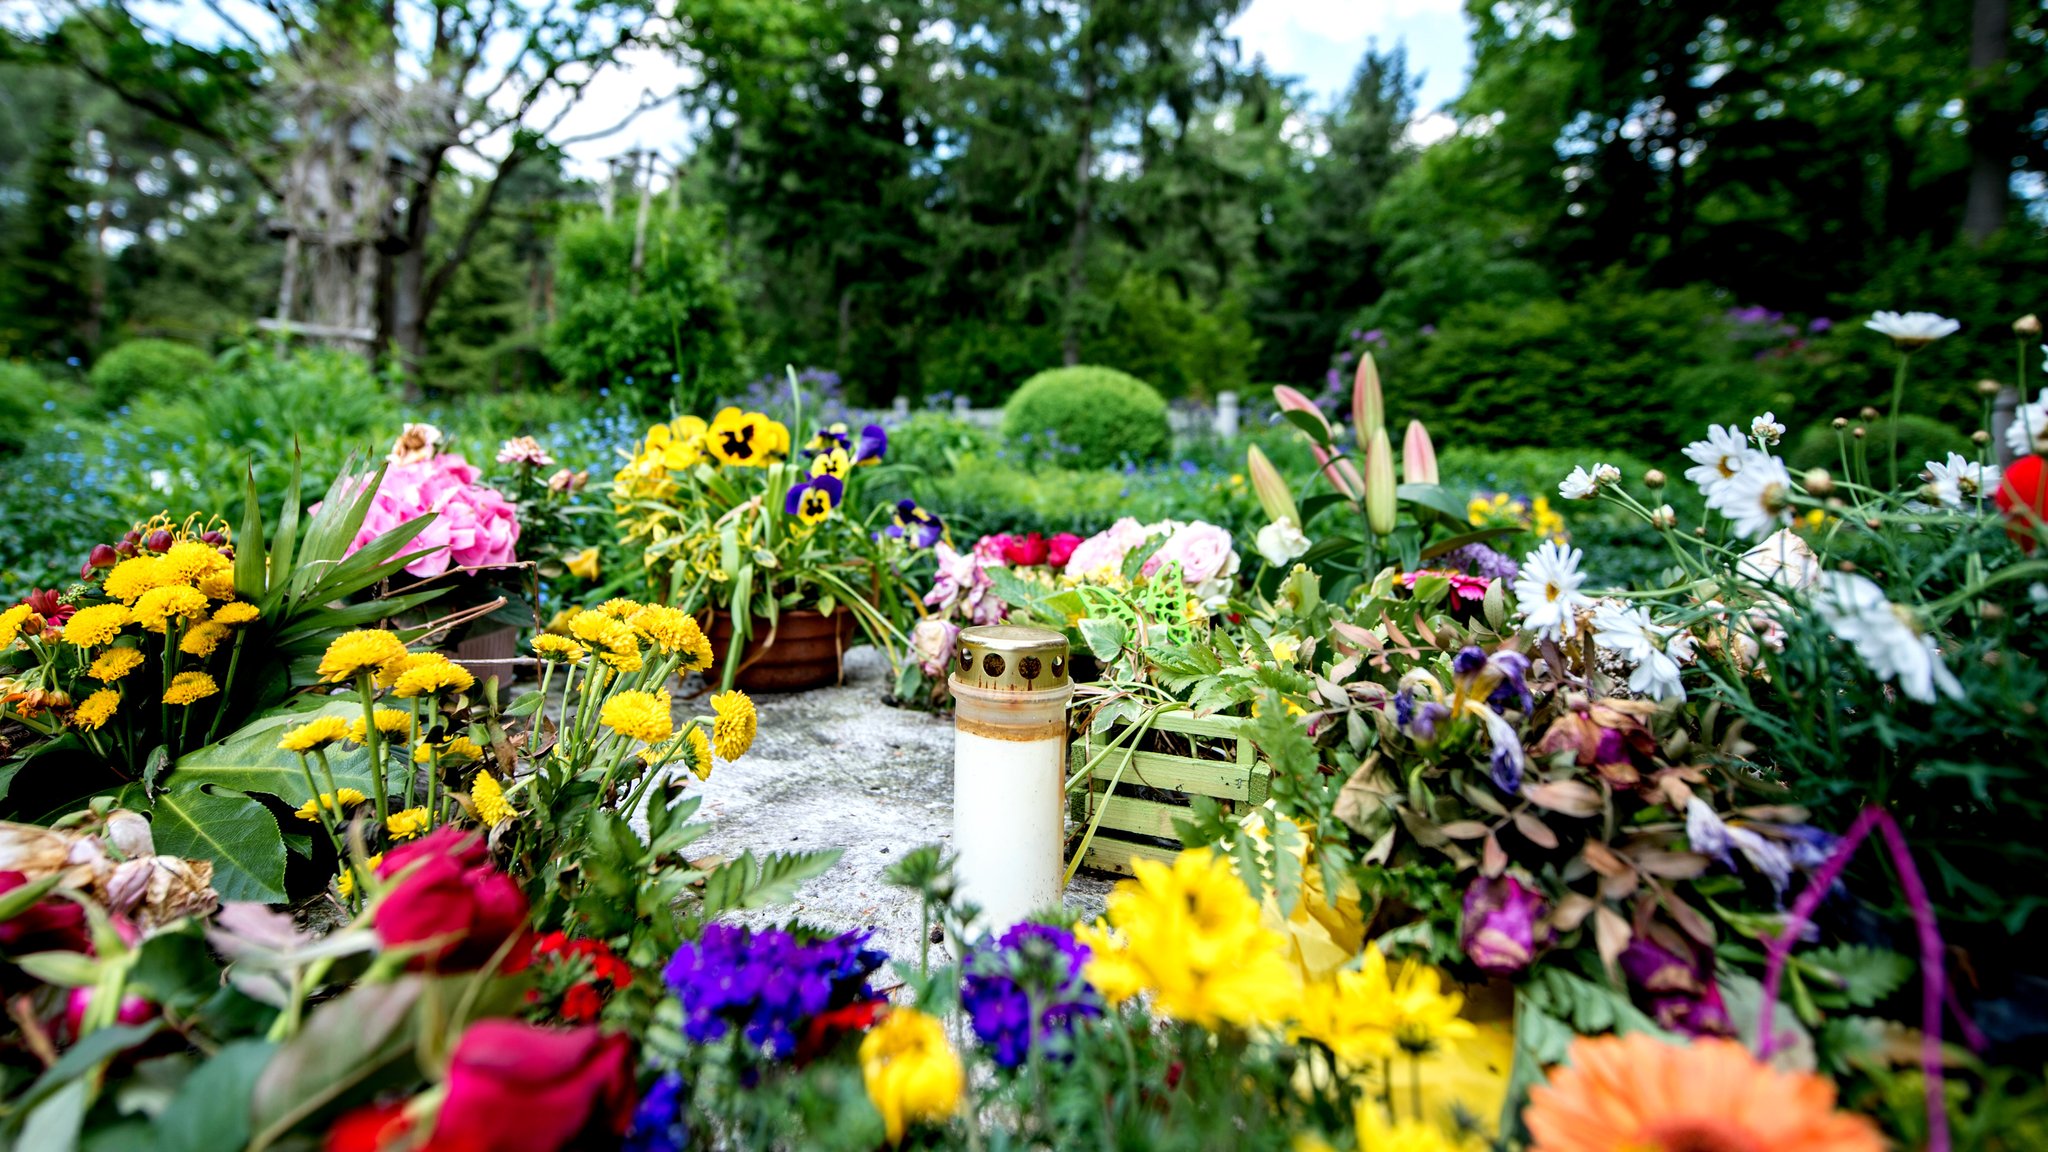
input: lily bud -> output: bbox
[1246,445,1299,526]
[1352,353,1384,449]
[1365,426,1397,536]
[1272,385,1333,442]
[1400,420,1438,486]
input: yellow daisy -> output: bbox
[294,788,368,822]
[471,771,515,826]
[318,630,409,683]
[348,708,413,743]
[278,716,352,752]
[385,807,431,840]
[73,688,120,731]
[414,734,484,765]
[390,655,475,699]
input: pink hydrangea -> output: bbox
[1141,521,1237,586]
[346,455,520,578]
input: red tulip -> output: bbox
[1995,454,2046,553]
[433,1020,635,1152]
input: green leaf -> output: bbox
[14,950,103,988]
[1280,408,1332,445]
[701,849,843,915]
[8,1022,161,1129]
[167,698,382,804]
[250,978,421,1142]
[1398,482,1473,522]
[1078,618,1128,662]
[155,1039,275,1152]
[0,871,64,923]
[1801,943,1914,1008]
[151,786,286,903]
[19,1076,88,1152]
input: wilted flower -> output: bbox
[910,618,960,678]
[546,468,589,493]
[389,422,443,465]
[1461,875,1546,974]
[1865,310,1959,349]
[1685,797,1793,896]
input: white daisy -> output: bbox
[1737,528,1821,590]
[1750,412,1786,446]
[1865,310,1960,349]
[1923,453,1999,509]
[1513,540,1592,641]
[1813,572,1963,703]
[1708,454,1795,539]
[1682,424,1760,500]
[1557,463,1618,500]
[2007,389,2048,459]
[1591,603,1690,700]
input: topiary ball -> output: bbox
[1000,366,1170,470]
[88,339,215,408]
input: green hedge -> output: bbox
[89,339,214,407]
[0,363,61,454]
[1001,366,1170,469]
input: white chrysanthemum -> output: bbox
[1737,528,1821,590]
[1813,572,1962,703]
[1591,603,1691,700]
[1750,412,1785,446]
[1923,452,1998,509]
[2007,390,2048,459]
[1513,540,1592,641]
[1682,424,1760,499]
[1708,454,1795,539]
[1865,310,1960,348]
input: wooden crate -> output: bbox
[1065,710,1270,877]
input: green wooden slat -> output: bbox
[1084,794,1190,840]
[1079,750,1252,799]
[1081,838,1180,877]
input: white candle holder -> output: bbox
[949,624,1073,937]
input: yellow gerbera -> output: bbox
[471,771,515,826]
[179,620,231,658]
[385,807,431,840]
[348,708,413,743]
[600,690,674,744]
[88,647,146,682]
[131,585,209,633]
[62,604,130,648]
[390,655,475,699]
[319,630,409,683]
[859,1008,963,1144]
[532,634,587,664]
[709,690,757,761]
[294,788,368,821]
[73,688,120,731]
[211,601,260,625]
[162,671,218,706]
[278,716,352,752]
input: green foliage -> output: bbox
[1001,366,1171,469]
[0,363,64,454]
[884,413,995,476]
[1786,414,1973,474]
[1089,273,1257,400]
[87,338,215,407]
[545,206,744,413]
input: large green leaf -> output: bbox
[166,698,386,804]
[151,785,286,903]
[249,978,422,1144]
[154,1038,276,1152]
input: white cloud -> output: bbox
[1227,0,1472,115]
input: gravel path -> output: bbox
[657,647,1114,965]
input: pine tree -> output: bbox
[4,86,91,360]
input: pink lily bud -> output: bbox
[1272,385,1332,442]
[1402,420,1438,486]
[1246,446,1299,526]
[1352,353,1384,449]
[1365,427,1397,536]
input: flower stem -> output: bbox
[1887,354,1909,491]
[356,671,387,825]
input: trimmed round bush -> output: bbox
[1000,366,1170,470]
[89,339,214,407]
[888,412,996,475]
[0,363,60,454]
[1786,414,1971,475]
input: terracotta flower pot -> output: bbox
[705,608,856,693]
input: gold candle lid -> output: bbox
[951,625,1070,692]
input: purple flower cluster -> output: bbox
[1461,875,1549,974]
[961,924,1102,1068]
[1436,541,1519,583]
[663,925,886,1060]
[623,1072,689,1152]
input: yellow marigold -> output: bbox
[319,630,409,683]
[686,725,713,781]
[385,807,431,840]
[0,604,38,649]
[278,716,352,752]
[62,604,130,648]
[532,634,587,664]
[131,585,210,633]
[88,647,146,682]
[348,708,413,743]
[101,556,171,603]
[601,689,674,744]
[597,597,642,618]
[391,655,475,699]
[197,570,238,600]
[73,688,120,731]
[294,788,368,821]
[415,734,484,765]
[337,852,383,897]
[710,690,757,761]
[471,771,515,826]
[179,620,231,658]
[211,601,260,625]
[162,671,219,706]
[859,1008,963,1144]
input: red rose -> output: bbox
[1001,532,1050,567]
[373,829,528,971]
[1046,533,1083,570]
[326,1100,413,1152]
[433,1020,635,1152]
[0,871,89,954]
[1995,454,2046,553]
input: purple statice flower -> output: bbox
[961,924,1102,1068]
[1394,689,1451,742]
[1436,542,1518,582]
[1808,317,1834,334]
[1460,875,1547,974]
[624,1072,689,1152]
[663,926,886,1060]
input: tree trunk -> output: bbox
[1963,0,2011,242]
[388,178,436,393]
[1062,69,1097,368]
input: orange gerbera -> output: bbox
[1525,1034,1883,1152]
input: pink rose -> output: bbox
[910,618,960,677]
[1141,521,1237,586]
[1062,518,1149,577]
[1046,533,1083,570]
[346,455,520,578]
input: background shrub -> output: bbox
[88,338,213,407]
[1785,413,1973,475]
[0,362,62,454]
[886,413,996,476]
[1001,365,1170,469]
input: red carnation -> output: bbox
[1001,532,1050,567]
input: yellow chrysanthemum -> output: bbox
[709,690,757,761]
[318,630,409,683]
[685,726,714,781]
[598,645,643,672]
[337,852,383,898]
[859,1008,963,1144]
[1074,848,1300,1030]
[471,771,515,826]
[601,689,674,744]
[87,647,146,682]
[569,611,636,652]
[348,708,413,743]
[179,620,231,658]
[160,540,225,583]
[414,734,484,765]
[130,585,209,633]
[385,807,431,840]
[532,634,587,664]
[374,651,439,690]
[101,556,172,603]
[391,655,475,699]
[627,603,707,661]
[162,671,218,706]
[597,598,642,619]
[0,604,38,649]
[62,604,130,648]
[73,688,120,731]
[278,716,352,752]
[211,601,260,625]
[197,570,238,600]
[293,788,368,821]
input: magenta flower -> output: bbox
[1460,875,1546,974]
[346,455,520,578]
